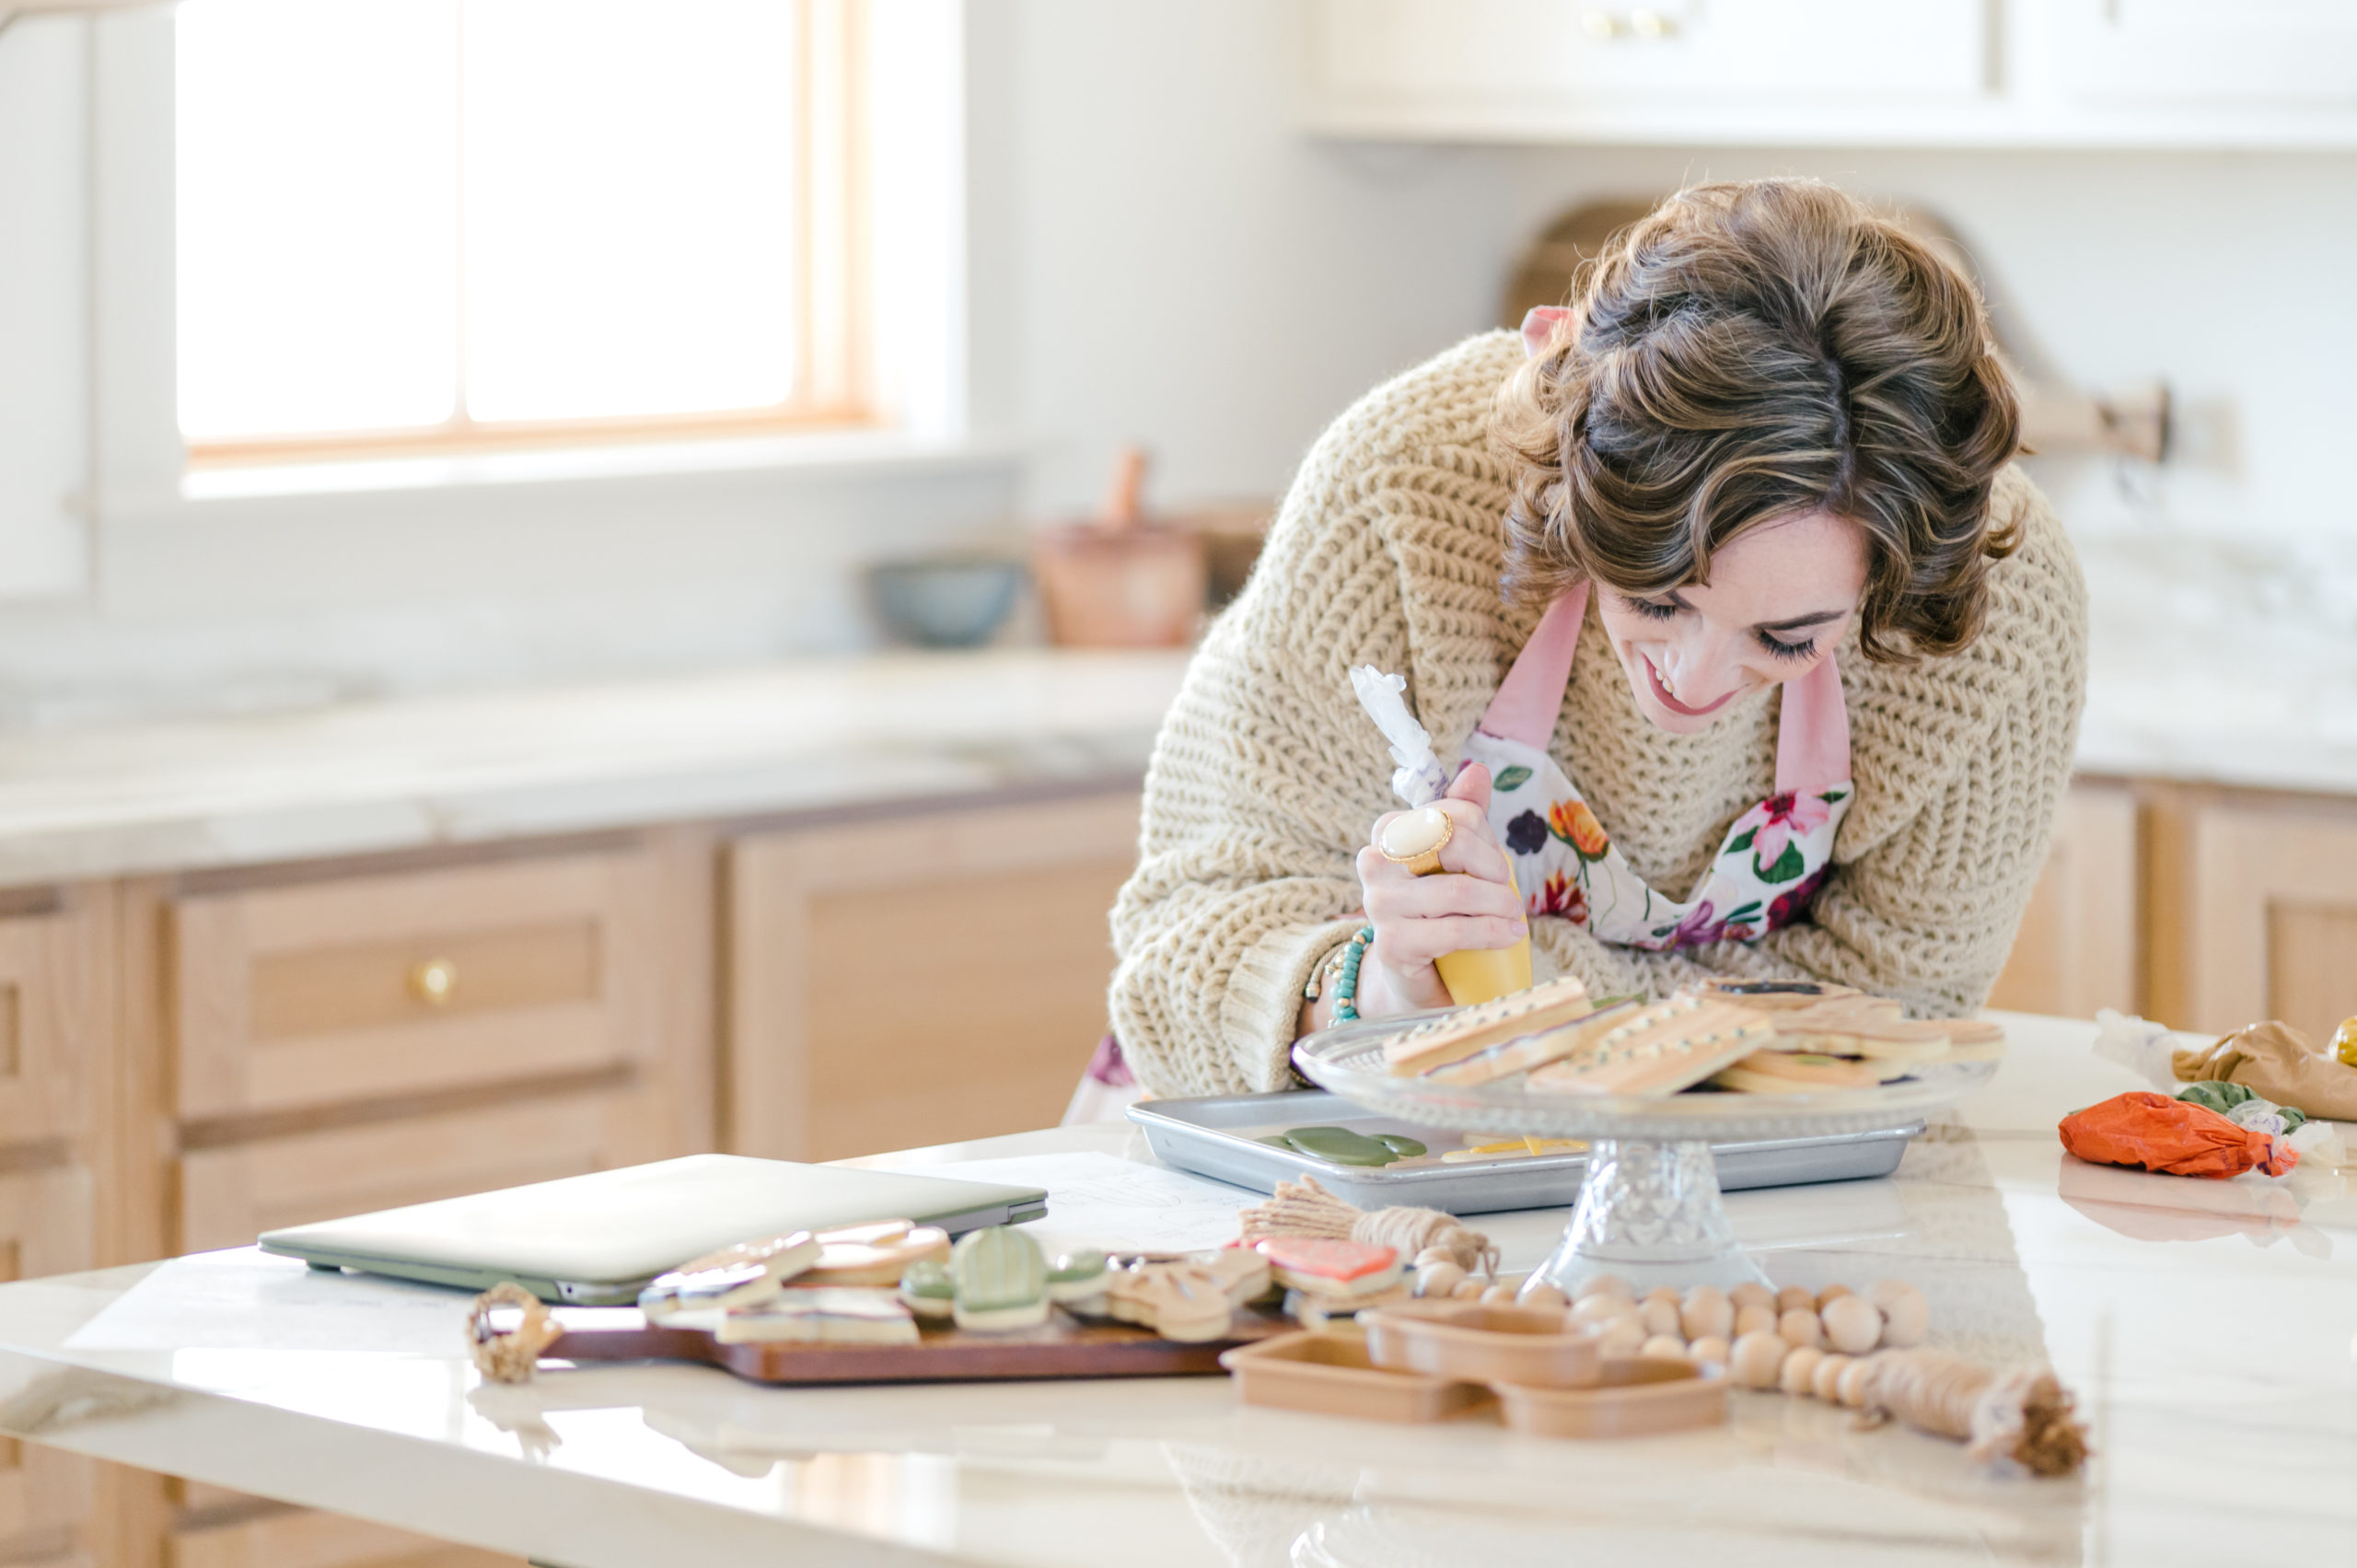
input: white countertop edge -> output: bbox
[5,1354,927,1568]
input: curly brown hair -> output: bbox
[1492,179,2022,664]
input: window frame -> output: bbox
[180,0,877,470]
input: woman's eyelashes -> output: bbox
[1623,596,1817,662]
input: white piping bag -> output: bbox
[1346,665,1531,1005]
[1350,666,1448,808]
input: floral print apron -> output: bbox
[1466,588,1853,952]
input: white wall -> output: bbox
[1489,144,2357,546]
[0,17,91,602]
[980,0,1510,517]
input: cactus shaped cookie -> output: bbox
[950,1226,1049,1331]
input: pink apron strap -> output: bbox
[1478,588,1586,748]
[1520,305,1572,360]
[1774,652,1850,794]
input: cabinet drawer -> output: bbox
[178,1089,656,1253]
[729,791,1141,1161]
[171,852,661,1121]
[1988,782,2138,1018]
[2148,791,2357,1041]
[0,897,99,1147]
[0,1163,95,1546]
[170,1505,517,1568]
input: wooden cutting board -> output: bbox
[539,1305,1287,1385]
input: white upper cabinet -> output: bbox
[2052,0,2357,105]
[1317,0,1987,102]
[1301,0,2357,146]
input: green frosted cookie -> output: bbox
[950,1227,1048,1330]
[1282,1126,1399,1166]
[1046,1249,1110,1304]
[899,1258,955,1320]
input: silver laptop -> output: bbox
[259,1154,1049,1304]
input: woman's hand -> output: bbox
[1298,764,1529,1035]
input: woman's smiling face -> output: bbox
[1593,509,1868,735]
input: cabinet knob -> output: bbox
[1582,9,1623,39]
[1630,8,1678,37]
[409,958,459,1006]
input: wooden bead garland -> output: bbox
[1544,1273,2086,1476]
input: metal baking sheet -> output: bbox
[1128,1090,1923,1215]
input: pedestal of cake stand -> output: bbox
[1530,1138,1771,1295]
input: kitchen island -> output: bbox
[0,1011,2345,1567]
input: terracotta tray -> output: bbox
[1492,1357,1728,1439]
[1363,1301,1599,1388]
[1221,1329,1492,1423]
[536,1305,1288,1385]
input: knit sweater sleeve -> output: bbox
[1105,352,1504,1096]
[1527,466,2089,1016]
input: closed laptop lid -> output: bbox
[258,1154,1047,1286]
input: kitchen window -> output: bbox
[175,0,874,465]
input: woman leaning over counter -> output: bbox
[1109,179,2087,1098]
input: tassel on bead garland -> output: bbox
[1855,1347,2090,1477]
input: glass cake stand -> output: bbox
[1293,1016,1998,1294]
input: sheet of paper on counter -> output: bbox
[919,1151,1253,1255]
[65,1246,476,1356]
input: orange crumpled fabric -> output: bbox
[2058,1091,2299,1179]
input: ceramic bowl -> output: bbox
[866,558,1026,648]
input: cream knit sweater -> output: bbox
[1109,331,2088,1097]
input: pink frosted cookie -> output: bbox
[1254,1237,1402,1298]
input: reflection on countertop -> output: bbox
[0,1014,2348,1567]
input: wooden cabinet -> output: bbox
[83,836,714,1568]
[726,790,1142,1161]
[148,836,713,1257]
[2144,785,2357,1044]
[167,1497,517,1568]
[1988,779,2139,1019]
[0,890,108,1565]
[176,1088,667,1254]
[1989,778,2357,1048]
[0,783,1160,1568]
[0,1164,97,1558]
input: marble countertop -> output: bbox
[0,649,1191,886]
[0,568,2343,892]
[0,1012,2347,1566]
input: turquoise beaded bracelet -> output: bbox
[1330,924,1376,1024]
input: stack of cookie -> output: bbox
[1368,974,2003,1098]
[1688,979,2004,1093]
